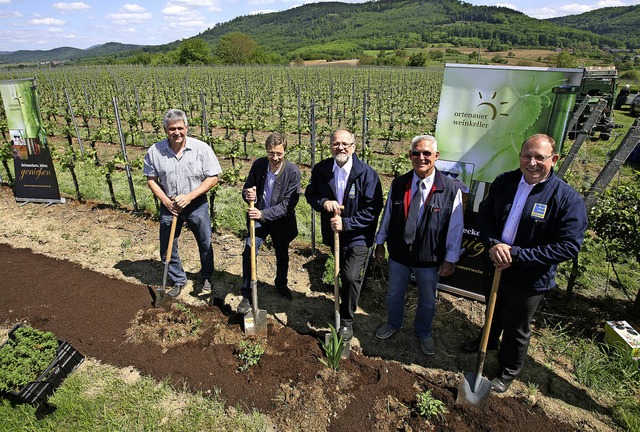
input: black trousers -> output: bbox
[486,277,544,381]
[338,244,369,329]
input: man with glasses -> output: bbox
[237,133,301,315]
[305,129,383,349]
[462,133,587,393]
[374,135,464,356]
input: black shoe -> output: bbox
[237,297,251,315]
[491,377,513,393]
[338,326,353,344]
[462,336,499,353]
[276,286,293,300]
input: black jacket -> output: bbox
[243,158,300,242]
[386,169,459,267]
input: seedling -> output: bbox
[319,324,344,371]
[415,390,447,421]
[236,340,265,372]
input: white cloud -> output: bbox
[249,0,276,5]
[0,11,22,18]
[122,4,145,13]
[107,4,152,25]
[28,18,65,25]
[0,0,11,4]
[557,3,595,15]
[162,5,192,15]
[597,0,627,6]
[52,2,91,11]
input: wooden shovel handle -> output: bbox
[249,201,257,281]
[165,215,178,264]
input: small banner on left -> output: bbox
[0,78,64,204]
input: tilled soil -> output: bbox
[0,186,617,431]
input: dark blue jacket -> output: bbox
[243,158,300,243]
[305,155,383,249]
[478,169,588,292]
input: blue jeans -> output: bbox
[159,197,213,286]
[385,258,439,338]
[241,223,291,298]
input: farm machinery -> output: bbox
[566,66,621,141]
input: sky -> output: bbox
[0,0,639,52]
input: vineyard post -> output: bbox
[200,89,210,144]
[362,88,368,162]
[297,84,302,163]
[134,85,147,148]
[310,98,317,254]
[112,96,139,212]
[64,89,85,156]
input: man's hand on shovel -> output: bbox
[245,187,262,221]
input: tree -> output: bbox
[407,52,427,67]
[552,51,578,68]
[214,32,259,65]
[177,38,212,65]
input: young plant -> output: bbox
[174,303,203,336]
[236,340,265,372]
[0,326,59,392]
[414,389,447,421]
[318,324,344,371]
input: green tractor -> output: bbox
[566,66,619,141]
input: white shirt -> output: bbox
[501,176,536,246]
[332,157,353,205]
[375,171,464,264]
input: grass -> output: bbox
[0,359,270,431]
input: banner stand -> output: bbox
[0,78,64,205]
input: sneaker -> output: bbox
[338,326,353,344]
[201,279,212,293]
[166,284,184,298]
[276,286,293,300]
[375,323,400,340]
[420,336,435,356]
[236,297,252,315]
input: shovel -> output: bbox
[325,208,349,358]
[243,201,267,336]
[456,268,502,408]
[156,214,178,305]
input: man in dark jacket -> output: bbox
[374,135,464,356]
[463,133,588,393]
[237,133,301,315]
[305,129,383,345]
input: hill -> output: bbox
[2,0,639,65]
[0,42,142,65]
[548,5,640,49]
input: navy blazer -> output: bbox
[243,158,300,242]
[478,168,588,292]
[305,154,383,249]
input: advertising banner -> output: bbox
[434,64,584,300]
[0,78,64,204]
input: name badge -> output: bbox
[531,203,547,219]
[348,185,356,199]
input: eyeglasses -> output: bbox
[410,150,433,158]
[441,171,459,178]
[520,153,555,163]
[331,141,354,149]
[267,151,284,158]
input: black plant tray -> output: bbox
[0,324,84,419]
